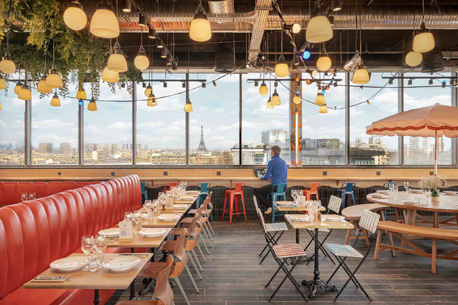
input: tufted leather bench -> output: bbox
[0,175,142,305]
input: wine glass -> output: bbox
[424,190,431,206]
[404,182,410,192]
[81,235,95,271]
[291,190,297,202]
[21,193,28,202]
[95,234,107,268]
[124,212,133,221]
[29,192,36,200]
[389,183,395,192]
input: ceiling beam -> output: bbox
[247,0,272,62]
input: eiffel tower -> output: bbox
[197,125,208,152]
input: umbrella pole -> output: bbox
[434,130,438,176]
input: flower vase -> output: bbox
[432,190,439,197]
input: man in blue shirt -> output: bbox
[255,145,287,214]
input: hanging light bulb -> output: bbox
[122,0,131,12]
[306,15,333,43]
[46,69,63,88]
[157,39,164,49]
[332,0,343,11]
[50,93,61,107]
[315,93,326,105]
[63,1,87,31]
[266,98,274,109]
[319,104,328,114]
[270,89,281,106]
[293,94,301,105]
[311,70,318,77]
[275,55,289,78]
[405,51,422,67]
[102,67,119,82]
[107,40,127,72]
[0,78,6,90]
[87,99,97,111]
[148,26,156,39]
[317,52,332,71]
[14,82,22,95]
[184,99,193,112]
[190,0,212,42]
[76,87,86,99]
[0,56,15,74]
[291,23,301,34]
[18,84,32,101]
[134,45,149,71]
[37,76,52,94]
[90,1,119,38]
[259,82,268,96]
[413,21,435,53]
[352,65,370,84]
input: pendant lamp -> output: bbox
[87,99,97,111]
[147,93,157,107]
[306,15,333,43]
[319,104,328,114]
[270,89,281,106]
[63,1,87,31]
[102,67,119,82]
[76,87,87,99]
[46,69,63,88]
[315,93,326,105]
[259,82,268,96]
[275,55,289,78]
[122,0,131,13]
[14,82,22,95]
[148,27,156,39]
[166,57,173,66]
[107,40,127,72]
[0,101,2,110]
[144,84,152,97]
[50,93,61,107]
[352,65,370,84]
[38,76,53,94]
[266,98,274,109]
[184,99,193,112]
[190,0,212,42]
[134,45,149,71]
[18,84,32,100]
[317,51,332,71]
[293,94,301,105]
[90,1,120,38]
[0,78,6,90]
[0,30,15,74]
[405,51,422,67]
[413,22,435,53]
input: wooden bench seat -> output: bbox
[374,221,458,274]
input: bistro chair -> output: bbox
[195,182,211,209]
[181,193,214,248]
[253,196,288,264]
[141,182,149,204]
[382,181,395,190]
[325,209,381,301]
[163,182,178,193]
[303,182,320,201]
[222,183,247,223]
[267,183,287,222]
[335,182,356,209]
[117,256,174,305]
[303,195,343,264]
[259,209,308,302]
[187,192,216,236]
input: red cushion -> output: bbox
[0,286,71,305]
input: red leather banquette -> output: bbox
[0,175,142,305]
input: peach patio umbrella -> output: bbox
[366,103,458,175]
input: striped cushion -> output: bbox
[273,243,306,258]
[266,222,288,232]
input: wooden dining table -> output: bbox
[284,214,354,298]
[23,253,152,305]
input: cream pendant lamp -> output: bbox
[14,82,22,95]
[102,67,119,83]
[275,55,289,78]
[352,65,370,84]
[134,29,149,71]
[190,0,212,42]
[259,82,268,96]
[311,70,318,77]
[405,51,422,67]
[87,99,97,111]
[107,40,127,72]
[18,84,32,100]
[38,76,53,94]
[266,98,274,109]
[319,104,328,114]
[90,1,120,39]
[63,1,87,31]
[270,89,281,106]
[412,1,434,53]
[0,30,15,74]
[50,93,61,107]
[306,14,333,43]
[0,78,6,90]
[315,93,326,105]
[317,47,332,71]
[293,94,301,105]
[184,99,193,112]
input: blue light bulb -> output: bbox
[302,50,311,60]
[78,99,83,106]
[321,90,325,95]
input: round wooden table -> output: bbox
[366,191,458,228]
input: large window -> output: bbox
[241,74,290,165]
[301,72,346,165]
[0,80,25,165]
[189,74,239,165]
[350,73,399,165]
[31,85,79,165]
[403,73,453,165]
[136,74,186,165]
[84,82,132,165]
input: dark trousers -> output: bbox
[255,184,274,210]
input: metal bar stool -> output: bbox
[222,183,247,223]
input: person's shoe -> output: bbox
[265,208,272,215]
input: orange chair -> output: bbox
[303,183,320,201]
[163,182,178,193]
[222,183,247,223]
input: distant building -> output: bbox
[232,144,269,165]
[59,143,71,155]
[38,143,53,153]
[262,129,287,146]
[302,138,345,165]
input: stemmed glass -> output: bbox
[29,192,36,200]
[21,193,28,202]
[81,235,95,271]
[94,234,107,269]
[291,190,298,202]
[133,211,142,233]
[404,182,410,192]
[424,189,432,206]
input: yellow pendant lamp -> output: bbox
[144,84,152,97]
[352,65,370,84]
[46,69,63,88]
[405,51,422,67]
[63,1,87,31]
[413,21,435,53]
[107,41,127,72]
[184,99,193,112]
[306,15,333,43]
[0,78,6,90]
[147,93,157,107]
[0,57,16,74]
[38,76,53,94]
[317,54,332,71]
[0,101,2,110]
[259,82,268,96]
[266,98,274,109]
[76,88,86,100]
[270,89,281,106]
[87,99,97,111]
[18,84,32,101]
[134,46,149,71]
[319,104,328,114]
[275,55,289,78]
[189,0,212,42]
[14,82,22,95]
[315,93,326,105]
[90,1,119,38]
[293,94,301,105]
[102,67,119,83]
[50,93,61,107]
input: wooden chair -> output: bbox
[187,192,216,236]
[117,256,174,305]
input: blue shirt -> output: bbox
[261,155,287,185]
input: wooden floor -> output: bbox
[108,220,458,305]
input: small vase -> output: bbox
[432,190,440,197]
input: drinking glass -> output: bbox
[424,190,431,206]
[404,182,410,192]
[133,211,142,233]
[389,183,395,192]
[88,251,101,272]
[124,212,133,221]
[95,234,107,268]
[21,193,28,202]
[81,235,95,271]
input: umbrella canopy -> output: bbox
[366,103,458,138]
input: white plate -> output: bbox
[411,190,424,194]
[186,191,200,196]
[50,256,87,272]
[158,214,180,222]
[139,228,168,238]
[174,204,189,210]
[288,215,311,222]
[98,228,120,237]
[178,196,195,201]
[102,256,141,272]
[444,191,457,195]
[322,215,345,222]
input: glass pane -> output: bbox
[136,74,186,165]
[301,72,346,165]
[403,73,452,165]
[31,84,78,165]
[189,74,239,165]
[350,73,399,165]
[241,74,290,165]
[84,82,132,165]
[0,81,25,165]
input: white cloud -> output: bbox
[33,119,75,129]
[107,121,132,129]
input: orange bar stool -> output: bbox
[303,182,320,201]
[222,183,247,223]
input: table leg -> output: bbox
[313,228,320,284]
[129,280,135,300]
[456,214,458,230]
[433,212,439,228]
[296,229,299,244]
[94,289,100,305]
